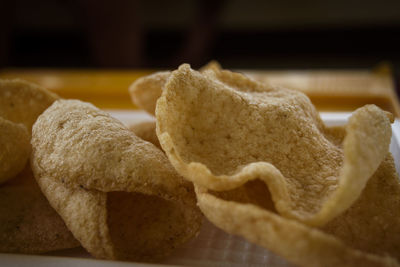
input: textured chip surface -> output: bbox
[323,154,400,261]
[0,78,59,183]
[156,64,392,227]
[0,79,59,131]
[129,121,161,149]
[194,152,400,266]
[31,99,203,261]
[0,117,30,183]
[0,165,79,253]
[129,61,221,115]
[195,172,399,267]
[129,71,171,115]
[0,78,75,254]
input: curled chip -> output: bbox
[0,78,59,183]
[156,64,392,227]
[155,64,399,266]
[0,78,77,253]
[129,71,171,115]
[31,99,203,261]
[129,61,221,115]
[0,117,30,184]
[129,121,161,149]
[195,154,400,266]
[0,79,59,131]
[323,154,400,263]
[0,165,79,253]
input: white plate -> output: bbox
[1,111,399,267]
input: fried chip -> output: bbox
[156,64,392,227]
[129,71,171,115]
[0,165,79,253]
[129,121,161,149]
[0,79,59,131]
[198,60,222,72]
[0,78,77,253]
[31,99,203,261]
[195,156,400,267]
[0,117,30,184]
[323,154,400,261]
[194,153,400,266]
[0,78,58,183]
[129,61,221,115]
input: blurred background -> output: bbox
[1,0,400,70]
[1,0,400,113]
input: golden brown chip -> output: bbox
[129,71,171,115]
[156,64,392,227]
[194,153,400,266]
[129,61,222,115]
[0,117,30,184]
[31,99,203,261]
[195,172,399,267]
[0,79,59,131]
[129,121,161,149]
[198,60,221,72]
[0,78,77,253]
[323,154,400,261]
[0,78,59,182]
[0,165,79,253]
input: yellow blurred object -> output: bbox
[0,69,153,109]
[0,66,399,116]
[248,63,400,116]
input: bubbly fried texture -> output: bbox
[195,154,400,266]
[0,165,79,253]
[0,79,59,131]
[0,78,75,254]
[323,154,400,261]
[0,117,30,184]
[31,100,202,261]
[129,61,222,115]
[195,173,399,267]
[156,64,392,227]
[129,71,171,115]
[0,78,58,183]
[129,121,161,149]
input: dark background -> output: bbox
[1,0,400,71]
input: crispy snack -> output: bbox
[323,154,400,262]
[195,154,400,267]
[0,79,59,131]
[129,71,171,115]
[129,121,161,149]
[156,64,392,227]
[129,61,221,115]
[198,60,221,72]
[31,100,203,261]
[0,117,30,184]
[0,78,78,253]
[156,64,399,266]
[0,78,58,183]
[0,165,79,253]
